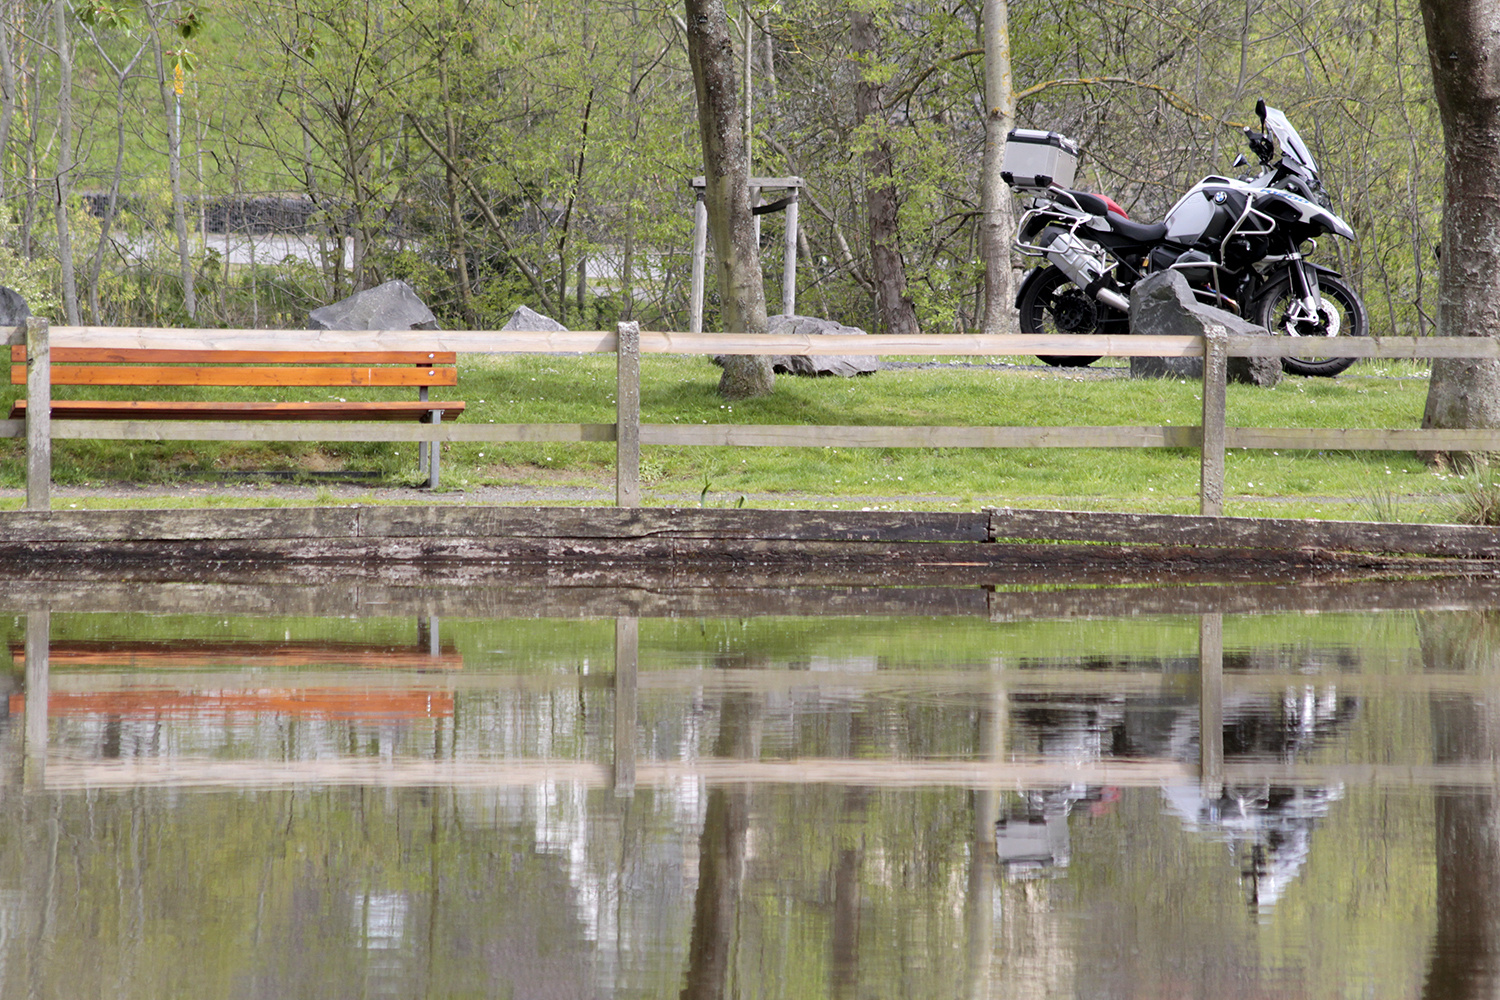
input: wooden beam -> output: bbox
[36,419,609,443]
[987,507,1500,557]
[639,423,1202,448]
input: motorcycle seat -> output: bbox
[1065,189,1169,243]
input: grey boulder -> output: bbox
[309,279,439,331]
[501,306,569,332]
[766,315,878,377]
[0,287,30,329]
[1128,271,1280,387]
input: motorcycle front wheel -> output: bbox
[1016,265,1105,367]
[1252,270,1368,377]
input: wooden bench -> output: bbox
[9,347,465,487]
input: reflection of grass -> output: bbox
[2,607,1423,676]
[0,355,1471,520]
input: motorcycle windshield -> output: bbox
[1264,107,1319,177]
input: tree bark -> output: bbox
[1419,0,1500,464]
[147,7,196,320]
[52,0,79,325]
[851,11,920,337]
[0,10,15,207]
[979,0,1016,334]
[684,0,773,399]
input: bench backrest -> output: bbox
[9,347,458,388]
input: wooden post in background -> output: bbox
[25,318,50,512]
[782,190,799,317]
[690,194,708,335]
[1199,326,1227,516]
[616,321,641,507]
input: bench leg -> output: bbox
[426,411,441,489]
[418,387,430,484]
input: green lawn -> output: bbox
[0,354,1479,523]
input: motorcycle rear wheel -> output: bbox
[1253,271,1368,377]
[1017,265,1105,367]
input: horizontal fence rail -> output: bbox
[6,321,1499,513]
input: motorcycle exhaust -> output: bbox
[1043,231,1131,313]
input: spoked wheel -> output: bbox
[1253,271,1368,377]
[1017,265,1105,367]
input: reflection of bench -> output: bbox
[9,347,465,486]
[8,639,464,671]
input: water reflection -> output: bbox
[1,598,1498,998]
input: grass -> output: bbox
[0,354,1477,522]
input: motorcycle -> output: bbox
[1004,101,1368,376]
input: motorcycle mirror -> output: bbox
[1256,98,1267,125]
[1232,153,1248,168]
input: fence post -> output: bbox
[1199,325,1227,516]
[25,317,50,512]
[616,321,641,507]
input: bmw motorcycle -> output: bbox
[1007,101,1367,376]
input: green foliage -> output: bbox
[0,0,1451,344]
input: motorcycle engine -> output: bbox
[1223,234,1269,269]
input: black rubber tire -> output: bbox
[1253,270,1368,378]
[1017,265,1104,367]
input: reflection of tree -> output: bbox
[1422,613,1500,1000]
[679,692,755,1000]
[829,789,865,1000]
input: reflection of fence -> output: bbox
[10,320,1500,512]
[13,609,1500,793]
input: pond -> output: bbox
[1,580,1498,999]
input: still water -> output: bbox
[1,592,1498,998]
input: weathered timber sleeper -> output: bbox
[9,346,465,487]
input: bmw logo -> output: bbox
[1213,191,1228,204]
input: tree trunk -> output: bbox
[684,0,773,399]
[0,11,15,206]
[437,43,474,325]
[851,11,920,337]
[52,0,79,325]
[1418,0,1500,464]
[147,11,196,320]
[979,0,1016,334]
[80,28,146,325]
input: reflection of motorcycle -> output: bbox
[1003,101,1368,376]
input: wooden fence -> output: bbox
[10,318,1500,514]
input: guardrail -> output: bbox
[9,319,1500,514]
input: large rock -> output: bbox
[765,315,879,377]
[500,305,569,332]
[308,279,439,331]
[0,287,30,332]
[1128,271,1281,387]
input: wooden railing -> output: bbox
[9,319,1500,513]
